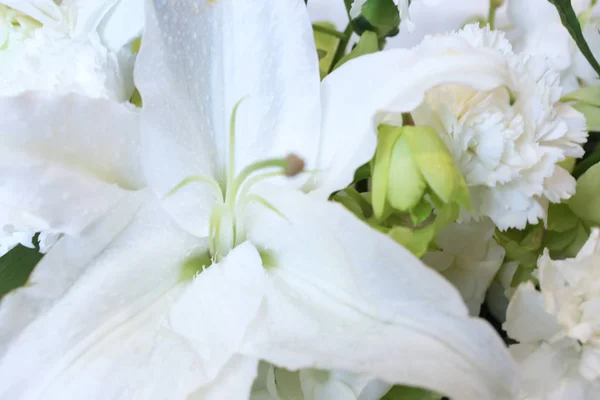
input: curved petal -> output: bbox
[96,0,145,51]
[0,93,143,236]
[169,241,266,384]
[0,0,62,24]
[241,186,518,400]
[136,0,321,237]
[0,199,208,399]
[188,355,259,400]
[504,282,562,344]
[64,0,121,37]
[0,190,148,360]
[312,45,509,196]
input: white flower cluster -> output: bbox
[505,229,600,399]
[0,0,142,257]
[0,0,598,399]
[413,25,587,230]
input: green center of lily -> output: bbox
[169,100,304,264]
[0,5,41,51]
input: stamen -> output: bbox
[165,174,224,203]
[227,98,247,195]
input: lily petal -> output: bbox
[0,199,207,399]
[135,0,321,237]
[313,46,509,196]
[188,355,259,400]
[64,0,121,37]
[96,0,145,51]
[170,241,265,385]
[0,190,148,360]
[0,93,143,237]
[242,186,518,400]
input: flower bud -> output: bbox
[371,124,469,220]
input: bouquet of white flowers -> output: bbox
[1,0,599,399]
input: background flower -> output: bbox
[504,229,600,399]
[411,25,587,230]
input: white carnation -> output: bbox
[412,24,587,230]
[504,229,600,399]
[423,219,505,316]
[0,1,136,100]
[0,0,143,257]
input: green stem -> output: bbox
[330,23,353,73]
[312,24,346,39]
[573,149,600,178]
[488,0,498,29]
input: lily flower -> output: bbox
[0,1,518,399]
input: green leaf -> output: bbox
[545,227,578,253]
[388,224,436,258]
[547,203,579,232]
[0,245,43,300]
[345,0,401,38]
[382,385,442,400]
[564,221,591,257]
[313,22,341,79]
[510,264,538,287]
[503,240,539,266]
[562,86,600,107]
[520,224,545,252]
[333,30,379,70]
[549,0,600,77]
[409,198,434,226]
[568,162,600,225]
[572,102,600,131]
[333,192,366,219]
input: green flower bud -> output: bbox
[371,125,469,221]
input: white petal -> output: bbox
[170,241,265,385]
[0,0,62,24]
[312,45,509,196]
[136,0,321,236]
[188,355,259,400]
[0,93,143,236]
[543,166,576,203]
[241,186,518,400]
[504,282,562,343]
[307,0,349,30]
[96,0,145,51]
[0,199,208,399]
[576,228,600,260]
[0,190,148,359]
[385,0,489,49]
[64,0,121,37]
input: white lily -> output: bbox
[0,1,518,399]
[0,0,145,256]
